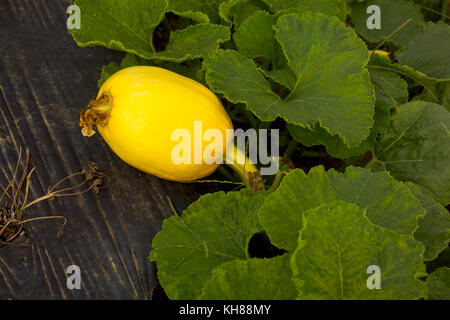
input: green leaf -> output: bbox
[288,54,407,159]
[167,0,218,23]
[369,59,409,106]
[98,54,206,88]
[367,52,448,109]
[199,255,297,299]
[350,0,425,49]
[205,13,375,147]
[374,101,450,206]
[219,0,269,27]
[69,0,167,54]
[263,0,349,21]
[233,9,297,90]
[397,21,450,80]
[427,267,450,300]
[258,166,425,252]
[69,0,230,62]
[150,190,267,299]
[234,10,280,64]
[291,201,427,299]
[288,101,394,159]
[408,184,450,261]
[150,23,230,62]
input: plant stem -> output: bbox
[245,109,258,129]
[364,151,383,169]
[268,170,283,193]
[217,165,237,182]
[225,144,264,191]
[284,139,298,158]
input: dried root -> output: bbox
[0,148,109,247]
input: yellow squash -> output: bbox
[80,66,235,182]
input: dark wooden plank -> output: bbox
[0,0,218,299]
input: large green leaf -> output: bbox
[199,255,297,299]
[426,267,450,300]
[69,0,230,62]
[150,190,267,299]
[288,56,407,159]
[258,166,425,252]
[408,184,450,261]
[291,201,427,299]
[263,0,348,20]
[374,101,450,206]
[397,21,450,80]
[350,0,425,49]
[69,0,167,54]
[205,13,375,147]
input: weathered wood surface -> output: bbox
[0,0,215,299]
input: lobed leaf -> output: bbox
[258,166,425,252]
[205,13,375,147]
[69,0,167,54]
[375,101,450,206]
[150,190,267,299]
[69,0,230,63]
[408,184,450,261]
[291,201,427,299]
[199,255,297,299]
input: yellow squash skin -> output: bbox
[80,66,233,182]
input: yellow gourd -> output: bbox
[80,66,262,188]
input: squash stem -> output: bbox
[79,92,112,137]
[225,145,264,191]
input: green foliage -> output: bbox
[291,201,426,299]
[264,0,349,20]
[350,0,425,49]
[199,255,297,299]
[397,21,450,80]
[374,101,450,206]
[206,13,375,148]
[426,267,450,300]
[258,166,425,251]
[149,190,267,299]
[68,0,450,300]
[408,184,450,261]
[69,0,229,62]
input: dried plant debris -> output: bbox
[0,149,109,247]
